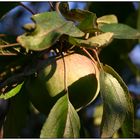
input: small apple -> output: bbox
[26,53,99,115]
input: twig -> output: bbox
[61,52,68,93]
[81,47,97,65]
[0,43,20,49]
[59,41,68,93]
[55,2,60,13]
[0,52,18,56]
[92,49,103,70]
[48,2,55,11]
[19,2,35,15]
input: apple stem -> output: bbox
[60,52,68,93]
[81,47,97,65]
[92,49,103,70]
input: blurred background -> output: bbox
[0,2,140,138]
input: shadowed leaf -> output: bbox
[59,2,97,33]
[3,86,29,137]
[100,65,134,138]
[103,65,134,138]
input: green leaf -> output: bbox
[97,15,118,24]
[97,14,118,28]
[59,2,96,22]
[40,94,80,138]
[93,104,103,126]
[3,86,29,138]
[100,65,134,138]
[59,2,97,33]
[0,82,24,99]
[100,23,140,39]
[76,10,97,33]
[69,32,113,48]
[103,65,134,138]
[17,11,85,51]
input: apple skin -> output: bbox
[26,53,99,115]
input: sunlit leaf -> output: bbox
[97,15,118,24]
[40,94,80,138]
[17,11,84,51]
[100,23,140,39]
[3,86,29,137]
[69,32,113,48]
[93,104,103,126]
[97,14,118,28]
[0,82,24,99]
[100,65,134,138]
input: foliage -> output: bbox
[0,2,139,138]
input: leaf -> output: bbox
[76,10,97,33]
[3,85,29,138]
[59,2,96,22]
[59,2,97,33]
[100,70,127,138]
[40,94,80,138]
[97,14,118,28]
[100,65,134,138]
[77,11,97,33]
[103,65,134,138]
[93,104,103,126]
[97,15,118,24]
[69,32,113,48]
[0,82,24,99]
[100,23,140,39]
[17,11,85,51]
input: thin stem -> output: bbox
[19,2,35,15]
[81,47,97,65]
[80,47,99,76]
[61,52,68,93]
[0,43,20,49]
[85,33,90,39]
[55,2,60,13]
[59,41,68,93]
[48,2,55,11]
[93,49,103,70]
[0,53,18,56]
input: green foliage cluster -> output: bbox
[0,2,140,138]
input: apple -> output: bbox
[26,53,99,115]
